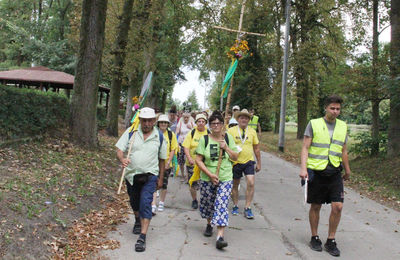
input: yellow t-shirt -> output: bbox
[182,127,209,166]
[163,130,178,167]
[228,125,259,164]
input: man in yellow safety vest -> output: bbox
[299,95,351,257]
[248,108,261,137]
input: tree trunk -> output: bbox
[70,0,108,148]
[124,71,141,128]
[273,0,283,134]
[371,99,380,155]
[370,0,380,155]
[295,0,310,140]
[106,0,135,136]
[388,0,400,156]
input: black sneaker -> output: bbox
[132,222,141,235]
[324,239,340,257]
[191,199,198,209]
[309,236,322,251]
[216,237,228,249]
[203,224,213,237]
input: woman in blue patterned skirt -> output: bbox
[195,111,239,250]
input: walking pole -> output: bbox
[117,128,137,194]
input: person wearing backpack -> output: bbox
[182,113,209,209]
[195,111,239,250]
[115,107,167,252]
[151,114,178,212]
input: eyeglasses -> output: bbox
[210,122,223,127]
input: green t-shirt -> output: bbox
[195,133,238,182]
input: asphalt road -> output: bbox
[100,151,400,260]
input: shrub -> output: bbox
[351,131,387,157]
[0,85,69,140]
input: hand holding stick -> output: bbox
[117,131,137,194]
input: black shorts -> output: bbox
[307,168,344,204]
[162,169,172,189]
[233,160,256,179]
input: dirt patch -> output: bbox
[0,129,130,259]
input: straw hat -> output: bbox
[234,109,251,120]
[195,113,207,123]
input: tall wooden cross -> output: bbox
[214,0,266,122]
[213,0,266,176]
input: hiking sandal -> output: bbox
[135,237,146,252]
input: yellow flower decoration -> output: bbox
[132,96,139,104]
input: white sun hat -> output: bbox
[157,114,170,124]
[139,107,156,119]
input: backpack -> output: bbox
[202,133,230,158]
[166,130,173,153]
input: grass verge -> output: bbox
[0,128,129,259]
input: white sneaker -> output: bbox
[152,205,157,215]
[158,202,164,212]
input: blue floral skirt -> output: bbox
[199,180,233,227]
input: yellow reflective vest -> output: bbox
[307,117,347,170]
[249,115,259,130]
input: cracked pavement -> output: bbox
[100,151,400,259]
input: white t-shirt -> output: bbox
[176,120,194,143]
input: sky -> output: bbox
[172,67,214,110]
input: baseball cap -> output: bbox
[232,105,240,111]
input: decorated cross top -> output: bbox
[214,0,266,123]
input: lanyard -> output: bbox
[237,126,248,145]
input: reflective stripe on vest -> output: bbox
[249,115,259,130]
[307,117,347,170]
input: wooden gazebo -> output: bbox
[0,66,110,109]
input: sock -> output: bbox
[135,216,140,224]
[159,201,164,205]
[327,238,335,243]
[216,236,223,241]
[312,235,319,240]
[139,233,146,240]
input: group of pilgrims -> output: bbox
[116,105,262,252]
[116,94,351,257]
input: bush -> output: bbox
[0,85,70,140]
[351,131,387,157]
[97,106,107,130]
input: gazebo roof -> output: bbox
[0,66,110,93]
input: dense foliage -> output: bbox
[0,85,69,140]
[0,0,398,156]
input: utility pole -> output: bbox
[278,0,291,152]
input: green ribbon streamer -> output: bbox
[221,59,239,98]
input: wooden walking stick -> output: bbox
[117,130,137,194]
